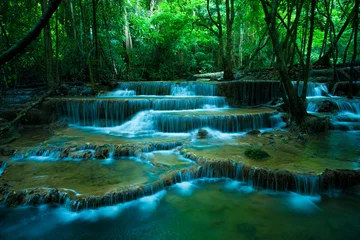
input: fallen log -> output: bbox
[0,87,56,135]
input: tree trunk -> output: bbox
[315,5,356,66]
[260,0,306,124]
[223,0,235,80]
[301,0,316,100]
[41,0,54,87]
[348,0,359,99]
[91,0,99,87]
[149,0,155,17]
[123,6,133,78]
[343,27,354,64]
[55,10,60,84]
[0,0,62,66]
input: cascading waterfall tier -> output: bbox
[55,96,228,127]
[117,81,217,96]
[4,157,360,212]
[151,110,281,133]
[105,109,283,135]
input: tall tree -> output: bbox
[301,0,316,100]
[348,0,359,99]
[260,0,307,124]
[41,0,54,87]
[223,0,235,80]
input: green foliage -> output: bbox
[244,148,270,160]
[0,0,359,86]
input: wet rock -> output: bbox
[43,189,61,204]
[246,129,261,135]
[60,148,70,158]
[55,84,69,96]
[95,146,109,159]
[197,129,209,139]
[108,80,119,89]
[0,146,15,156]
[269,97,281,105]
[80,87,94,96]
[321,169,360,191]
[0,126,21,145]
[5,190,27,207]
[83,151,92,160]
[68,87,80,96]
[48,121,68,130]
[187,75,197,81]
[300,116,330,133]
[318,100,336,113]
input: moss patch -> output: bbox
[245,149,270,160]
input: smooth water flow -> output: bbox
[57,82,285,134]
[1,179,360,239]
[292,82,329,97]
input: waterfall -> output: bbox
[57,97,228,127]
[292,82,329,97]
[306,102,319,112]
[106,110,281,134]
[118,82,217,96]
[99,89,136,97]
[334,101,360,114]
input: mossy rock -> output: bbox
[244,148,270,160]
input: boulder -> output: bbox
[196,129,209,139]
[95,146,109,159]
[318,100,336,113]
[81,87,94,96]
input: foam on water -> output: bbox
[173,182,198,196]
[0,162,6,176]
[106,111,156,137]
[99,89,136,97]
[307,102,319,112]
[191,127,244,142]
[170,85,195,96]
[223,179,255,194]
[286,192,321,213]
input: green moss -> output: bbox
[245,148,270,160]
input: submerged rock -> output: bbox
[246,129,261,135]
[197,129,209,139]
[300,116,330,133]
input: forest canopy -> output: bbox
[0,0,358,87]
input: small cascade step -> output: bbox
[114,108,284,133]
[292,81,329,97]
[153,110,282,132]
[306,97,360,131]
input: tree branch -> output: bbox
[0,0,62,66]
